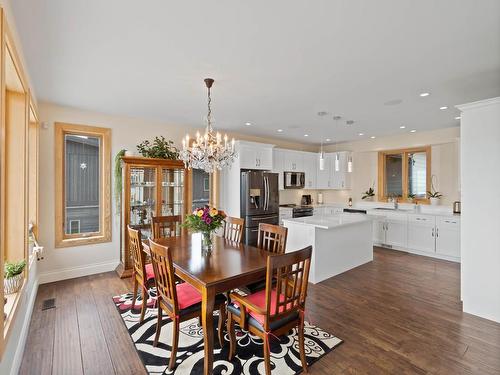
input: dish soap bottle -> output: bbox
[348,197,353,207]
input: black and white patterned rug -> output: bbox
[113,291,342,374]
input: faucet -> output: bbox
[393,197,399,210]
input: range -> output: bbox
[279,204,314,218]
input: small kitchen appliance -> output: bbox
[301,194,312,206]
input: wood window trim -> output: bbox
[55,122,111,248]
[378,146,431,203]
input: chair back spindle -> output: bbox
[264,246,312,331]
[257,223,288,254]
[149,240,179,313]
[128,226,147,279]
[223,216,244,243]
[151,215,183,239]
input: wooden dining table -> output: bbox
[142,233,270,375]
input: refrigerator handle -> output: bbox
[264,176,269,210]
[266,176,270,210]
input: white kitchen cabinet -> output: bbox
[436,217,460,257]
[331,152,352,189]
[282,150,304,172]
[371,213,407,249]
[407,215,436,253]
[385,217,408,248]
[273,148,285,190]
[302,152,317,189]
[317,153,333,189]
[373,217,386,244]
[238,142,273,170]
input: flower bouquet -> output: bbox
[183,206,226,251]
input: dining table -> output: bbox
[142,233,270,375]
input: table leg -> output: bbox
[202,286,215,375]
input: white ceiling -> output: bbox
[11,0,500,144]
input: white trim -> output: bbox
[9,277,39,375]
[38,260,119,284]
[456,97,500,111]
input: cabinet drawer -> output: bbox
[437,217,460,228]
[408,215,435,225]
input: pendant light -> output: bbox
[317,111,328,171]
[319,141,325,171]
[335,153,340,172]
[347,155,353,173]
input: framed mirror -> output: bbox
[378,146,431,202]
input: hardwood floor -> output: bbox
[19,248,500,374]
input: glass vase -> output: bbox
[201,231,213,253]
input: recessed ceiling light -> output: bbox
[419,92,430,97]
[400,125,406,129]
[358,133,364,136]
[370,136,376,139]
[304,134,309,137]
[410,129,416,133]
[325,138,331,142]
[455,116,461,120]
[277,129,283,132]
[245,122,252,126]
[440,106,448,110]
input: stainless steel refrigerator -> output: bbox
[240,171,279,245]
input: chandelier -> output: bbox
[180,78,236,173]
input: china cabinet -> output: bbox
[116,157,191,278]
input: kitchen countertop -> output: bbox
[283,213,374,229]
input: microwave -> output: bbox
[284,171,305,189]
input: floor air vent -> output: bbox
[42,298,56,310]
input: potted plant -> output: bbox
[136,136,179,159]
[4,260,26,295]
[407,193,416,203]
[183,206,226,252]
[427,190,443,205]
[362,186,375,201]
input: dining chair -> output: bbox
[151,215,183,238]
[227,246,313,375]
[245,223,288,293]
[148,239,228,371]
[222,216,244,243]
[128,226,156,323]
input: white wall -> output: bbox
[458,97,500,323]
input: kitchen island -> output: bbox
[283,214,373,284]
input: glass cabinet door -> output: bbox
[129,166,156,238]
[161,168,184,217]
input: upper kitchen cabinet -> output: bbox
[281,149,304,172]
[302,152,317,189]
[272,148,284,190]
[332,151,352,189]
[237,141,274,170]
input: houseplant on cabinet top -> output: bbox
[427,175,442,205]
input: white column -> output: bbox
[457,97,500,323]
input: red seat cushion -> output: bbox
[234,289,290,325]
[145,263,155,281]
[176,282,202,309]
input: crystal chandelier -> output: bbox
[180,78,236,173]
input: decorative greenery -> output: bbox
[114,149,126,212]
[427,190,443,199]
[427,175,442,199]
[362,187,375,200]
[4,260,26,279]
[407,193,416,199]
[183,206,226,233]
[137,136,179,159]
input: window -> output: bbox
[378,146,431,202]
[55,123,111,247]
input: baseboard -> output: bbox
[38,261,120,284]
[10,276,39,375]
